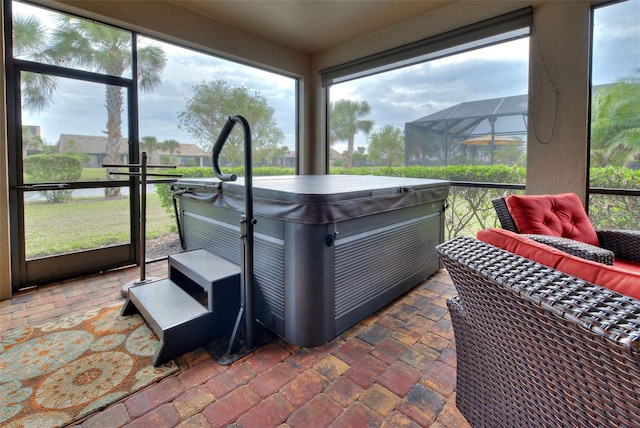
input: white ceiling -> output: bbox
[170,1,454,54]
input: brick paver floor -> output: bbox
[0,260,470,427]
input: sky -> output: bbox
[17,0,640,154]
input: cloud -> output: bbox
[330,39,530,148]
[17,0,639,156]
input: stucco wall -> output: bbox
[526,2,591,201]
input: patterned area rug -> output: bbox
[0,302,179,427]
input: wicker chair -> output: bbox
[437,236,640,428]
[492,196,640,265]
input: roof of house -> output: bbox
[58,134,208,157]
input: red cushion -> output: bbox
[614,258,640,274]
[477,228,640,300]
[477,228,566,269]
[505,193,600,246]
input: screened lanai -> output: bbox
[405,94,528,165]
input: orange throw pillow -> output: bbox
[505,193,600,246]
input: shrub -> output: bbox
[589,166,640,229]
[155,167,296,231]
[23,154,83,203]
[156,165,637,237]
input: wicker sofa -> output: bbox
[437,235,640,428]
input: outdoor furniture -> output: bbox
[492,193,640,266]
[437,235,640,427]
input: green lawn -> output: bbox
[24,192,174,258]
[79,167,108,181]
[79,167,175,181]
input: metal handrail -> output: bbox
[212,115,256,353]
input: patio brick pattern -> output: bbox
[1,260,470,427]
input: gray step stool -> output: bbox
[122,249,241,366]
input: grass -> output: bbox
[79,167,177,181]
[80,168,108,181]
[24,192,174,258]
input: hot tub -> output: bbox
[172,174,449,347]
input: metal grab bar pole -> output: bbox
[235,116,255,351]
[140,152,148,281]
[213,115,255,353]
[103,153,181,296]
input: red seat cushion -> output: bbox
[505,193,600,246]
[477,228,640,300]
[614,258,640,273]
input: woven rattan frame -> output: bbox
[492,197,519,232]
[523,234,615,265]
[597,229,640,262]
[438,236,640,428]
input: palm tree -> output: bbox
[46,17,167,196]
[591,71,640,167]
[329,100,374,168]
[140,136,162,164]
[12,14,57,113]
[162,139,181,164]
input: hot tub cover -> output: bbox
[173,175,450,224]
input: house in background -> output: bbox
[59,134,129,166]
[58,134,210,167]
[160,142,211,167]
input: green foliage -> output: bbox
[331,165,525,183]
[59,139,90,165]
[368,125,404,166]
[23,154,82,203]
[177,80,285,166]
[140,136,161,155]
[350,147,369,167]
[13,15,58,113]
[162,139,181,164]
[589,166,640,229]
[329,100,374,168]
[591,71,640,167]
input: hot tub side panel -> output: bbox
[179,198,287,339]
[283,221,336,347]
[332,203,443,336]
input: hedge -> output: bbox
[155,165,638,237]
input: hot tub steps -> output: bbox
[121,249,241,366]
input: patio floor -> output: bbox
[1,260,470,428]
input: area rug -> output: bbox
[0,302,179,427]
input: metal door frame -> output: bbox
[4,2,141,290]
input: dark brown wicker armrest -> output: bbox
[491,197,519,233]
[596,229,640,262]
[523,234,615,265]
